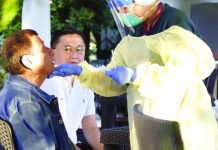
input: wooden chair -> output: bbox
[0,119,15,150]
[133,104,184,150]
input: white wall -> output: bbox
[22,0,51,47]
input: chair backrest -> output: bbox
[0,119,15,150]
[133,104,184,150]
[99,94,128,128]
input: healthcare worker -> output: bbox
[107,0,200,37]
[49,26,218,150]
[108,0,216,105]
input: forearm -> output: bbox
[83,127,103,150]
[82,115,103,150]
[79,61,127,97]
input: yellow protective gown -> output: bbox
[78,26,218,150]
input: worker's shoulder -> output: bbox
[162,3,188,19]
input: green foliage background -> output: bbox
[50,0,114,61]
[0,0,113,41]
[0,0,23,39]
[0,0,115,89]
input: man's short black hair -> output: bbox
[51,26,86,49]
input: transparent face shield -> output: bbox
[106,0,136,37]
[107,0,159,37]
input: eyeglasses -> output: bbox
[62,45,85,55]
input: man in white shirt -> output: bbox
[41,27,103,150]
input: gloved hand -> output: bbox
[105,66,136,85]
[48,64,82,78]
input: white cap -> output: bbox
[134,0,156,6]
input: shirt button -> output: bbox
[53,99,58,104]
[58,119,63,124]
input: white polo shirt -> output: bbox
[41,76,95,143]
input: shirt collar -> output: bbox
[7,75,55,104]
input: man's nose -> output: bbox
[68,50,80,57]
[69,52,78,59]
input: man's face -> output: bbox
[116,1,157,21]
[117,3,148,18]
[54,34,85,65]
[30,35,55,75]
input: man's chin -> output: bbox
[49,65,56,74]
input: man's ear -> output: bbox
[21,55,33,69]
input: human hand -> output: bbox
[105,66,136,85]
[47,64,82,78]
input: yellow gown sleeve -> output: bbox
[78,33,135,97]
[131,26,215,103]
[78,60,127,97]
